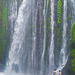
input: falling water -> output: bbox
[0,0,73,75]
[31,0,37,73]
[60,0,68,66]
[49,0,55,75]
[9,0,17,37]
[5,0,31,74]
[41,0,49,66]
[71,0,75,23]
[40,0,47,74]
[57,0,68,73]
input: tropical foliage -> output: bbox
[0,0,7,60]
[69,23,75,72]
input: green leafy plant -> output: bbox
[70,49,75,72]
[0,0,7,60]
[71,23,75,49]
[69,23,75,72]
[57,28,60,41]
[57,0,62,24]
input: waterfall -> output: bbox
[0,0,73,75]
[49,0,55,75]
[60,0,68,67]
[71,0,75,23]
[31,0,37,73]
[5,0,31,74]
[9,0,17,37]
[57,0,68,73]
[40,0,47,74]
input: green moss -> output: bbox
[57,28,60,41]
[42,17,51,44]
[69,49,75,72]
[42,17,51,30]
[67,14,71,22]
[71,23,75,49]
[46,17,51,36]
[56,0,62,42]
[57,0,62,24]
[17,0,20,3]
[42,20,44,29]
[69,23,75,72]
[0,0,7,60]
[72,23,75,40]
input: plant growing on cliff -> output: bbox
[71,23,75,49]
[46,17,51,37]
[67,14,71,22]
[70,49,75,72]
[57,0,62,24]
[69,23,75,72]
[0,0,7,60]
[57,28,60,41]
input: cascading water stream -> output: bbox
[0,0,73,75]
[4,0,31,74]
[49,0,55,75]
[9,0,17,37]
[57,0,68,73]
[71,0,75,23]
[40,0,48,75]
[60,0,68,67]
[31,0,37,72]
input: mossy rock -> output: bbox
[71,23,75,49]
[68,23,75,74]
[69,49,75,72]
[0,0,7,61]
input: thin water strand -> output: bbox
[57,0,68,72]
[49,0,55,75]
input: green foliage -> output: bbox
[67,14,71,22]
[57,0,62,24]
[42,17,51,42]
[46,17,50,30]
[71,23,75,49]
[42,17,51,30]
[69,23,75,72]
[70,49,75,72]
[0,0,7,60]
[46,17,51,40]
[42,20,44,28]
[57,28,60,41]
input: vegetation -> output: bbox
[67,14,71,22]
[56,0,62,42]
[56,28,60,41]
[46,17,51,42]
[42,16,51,48]
[69,49,75,72]
[0,0,7,60]
[46,17,51,33]
[69,23,75,72]
[42,17,51,31]
[71,23,75,49]
[57,0,62,24]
